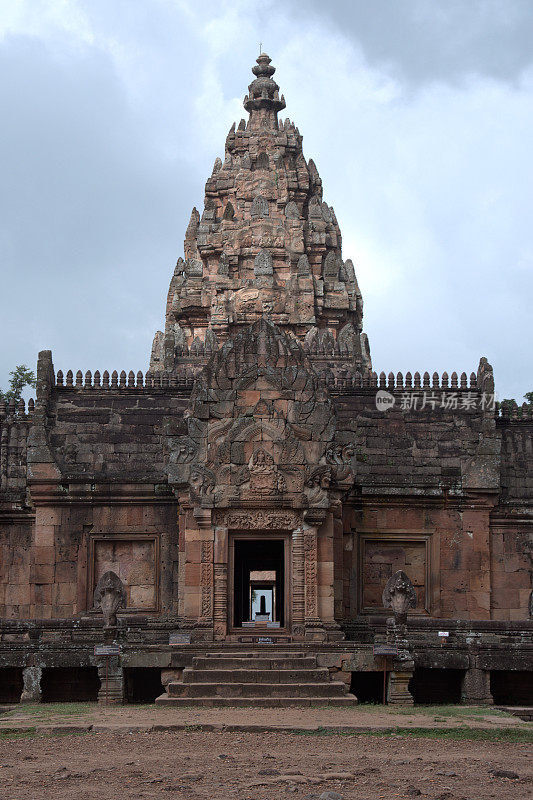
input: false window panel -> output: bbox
[359,534,430,614]
[89,535,159,612]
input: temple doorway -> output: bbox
[231,537,287,630]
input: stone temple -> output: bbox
[0,54,531,707]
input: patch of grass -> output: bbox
[0,728,94,742]
[0,728,36,740]
[3,702,96,718]
[293,726,533,743]
[403,705,512,719]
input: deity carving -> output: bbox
[249,448,285,495]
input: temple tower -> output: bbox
[150,53,371,383]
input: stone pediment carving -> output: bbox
[166,318,356,512]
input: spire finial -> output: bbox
[243,52,286,128]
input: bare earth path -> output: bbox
[0,704,531,799]
[0,702,529,732]
[0,727,531,800]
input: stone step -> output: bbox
[156,694,358,708]
[192,657,318,670]
[183,668,330,684]
[201,651,305,658]
[167,681,348,699]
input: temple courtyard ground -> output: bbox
[0,704,532,799]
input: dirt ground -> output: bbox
[0,701,529,733]
[0,727,531,800]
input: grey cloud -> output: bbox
[0,34,197,384]
[0,0,531,404]
[284,0,533,85]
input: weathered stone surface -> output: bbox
[149,54,370,381]
[94,571,127,628]
[382,571,417,625]
[0,53,531,706]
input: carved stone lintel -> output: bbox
[221,509,299,530]
[193,506,212,528]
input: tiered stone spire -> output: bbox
[244,52,286,131]
[150,54,371,381]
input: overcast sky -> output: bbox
[1,0,531,401]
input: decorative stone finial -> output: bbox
[244,53,286,130]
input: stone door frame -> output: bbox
[227,531,291,635]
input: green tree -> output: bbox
[0,365,36,404]
[500,391,532,413]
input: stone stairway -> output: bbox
[156,651,357,707]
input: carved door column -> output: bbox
[303,524,320,626]
[213,525,228,640]
[200,538,214,624]
[291,527,305,635]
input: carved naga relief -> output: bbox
[165,318,357,515]
[94,571,127,628]
[382,570,417,625]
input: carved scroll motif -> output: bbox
[222,509,300,530]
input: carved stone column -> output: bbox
[21,666,42,703]
[200,539,214,624]
[291,527,305,637]
[387,671,414,705]
[461,668,493,705]
[96,655,124,705]
[214,525,228,640]
[303,524,321,634]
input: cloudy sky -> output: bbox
[1,0,531,401]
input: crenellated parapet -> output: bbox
[0,398,34,498]
[326,368,481,392]
[54,368,194,390]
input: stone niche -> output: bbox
[359,535,429,613]
[89,535,159,612]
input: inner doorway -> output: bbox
[232,538,285,629]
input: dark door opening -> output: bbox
[233,538,285,628]
[490,671,533,705]
[41,667,100,702]
[408,668,465,704]
[124,668,164,703]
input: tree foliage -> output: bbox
[0,365,36,404]
[500,391,532,412]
